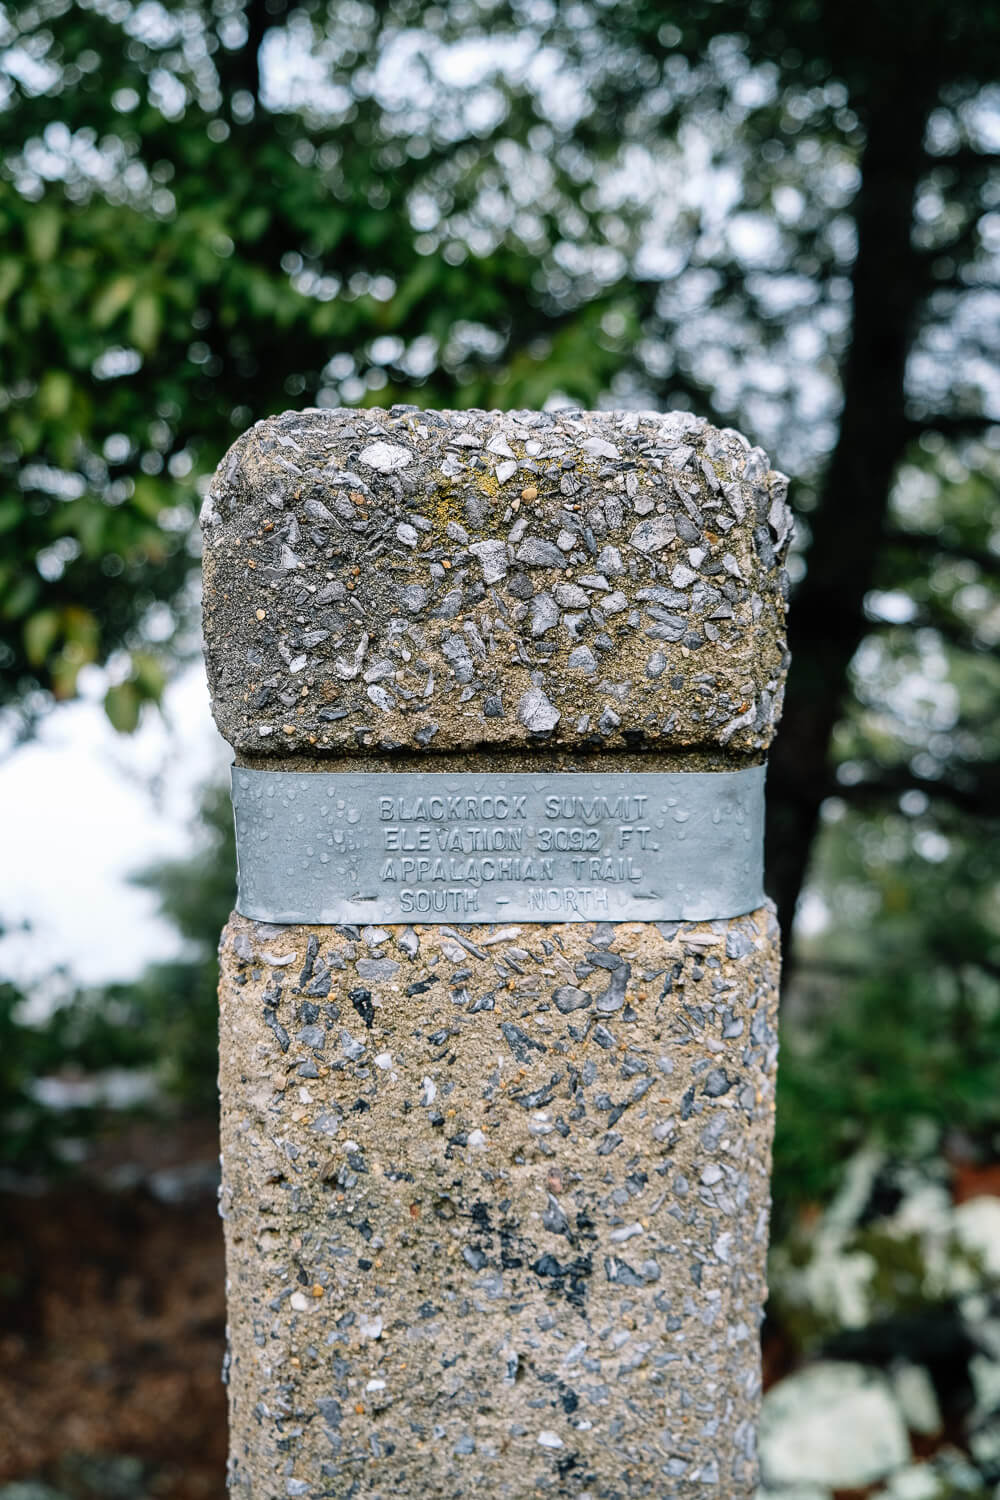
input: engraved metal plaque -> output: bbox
[231,767,766,925]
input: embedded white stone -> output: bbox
[199,489,221,526]
[517,686,560,731]
[567,646,597,675]
[359,441,412,472]
[530,593,559,636]
[890,1363,942,1436]
[555,584,588,607]
[581,436,619,460]
[468,539,509,584]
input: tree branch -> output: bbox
[834,768,1000,819]
[863,613,992,655]
[884,527,1000,578]
[924,147,1000,174]
[927,272,1000,293]
[905,412,998,442]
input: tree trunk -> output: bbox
[766,83,937,953]
[216,0,273,110]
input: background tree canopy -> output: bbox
[1,5,1000,1493]
[1,0,998,1190]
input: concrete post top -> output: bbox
[201,406,791,761]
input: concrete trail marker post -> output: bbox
[202,407,791,1498]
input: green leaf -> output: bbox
[61,607,99,657]
[131,650,167,701]
[129,291,162,354]
[37,370,73,419]
[2,575,38,620]
[26,204,60,263]
[0,259,22,304]
[92,274,137,328]
[386,258,441,326]
[23,609,60,666]
[104,680,141,733]
[0,499,21,535]
[130,477,167,521]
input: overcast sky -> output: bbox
[1,663,227,988]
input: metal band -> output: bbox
[231,766,766,925]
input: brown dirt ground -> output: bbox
[0,1118,227,1500]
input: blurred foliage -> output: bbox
[97,780,237,1106]
[774,798,1000,1218]
[0,786,233,1168]
[0,0,640,730]
[0,969,153,1170]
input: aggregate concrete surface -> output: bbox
[204,406,791,1498]
[201,406,790,762]
[219,911,779,1498]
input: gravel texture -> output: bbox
[202,407,791,762]
[203,407,790,1499]
[219,910,780,1499]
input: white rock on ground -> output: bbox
[969,1346,1000,1419]
[879,1463,945,1499]
[924,1446,989,1491]
[953,1196,1000,1277]
[969,1416,1000,1472]
[890,1362,942,1436]
[760,1362,911,1490]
